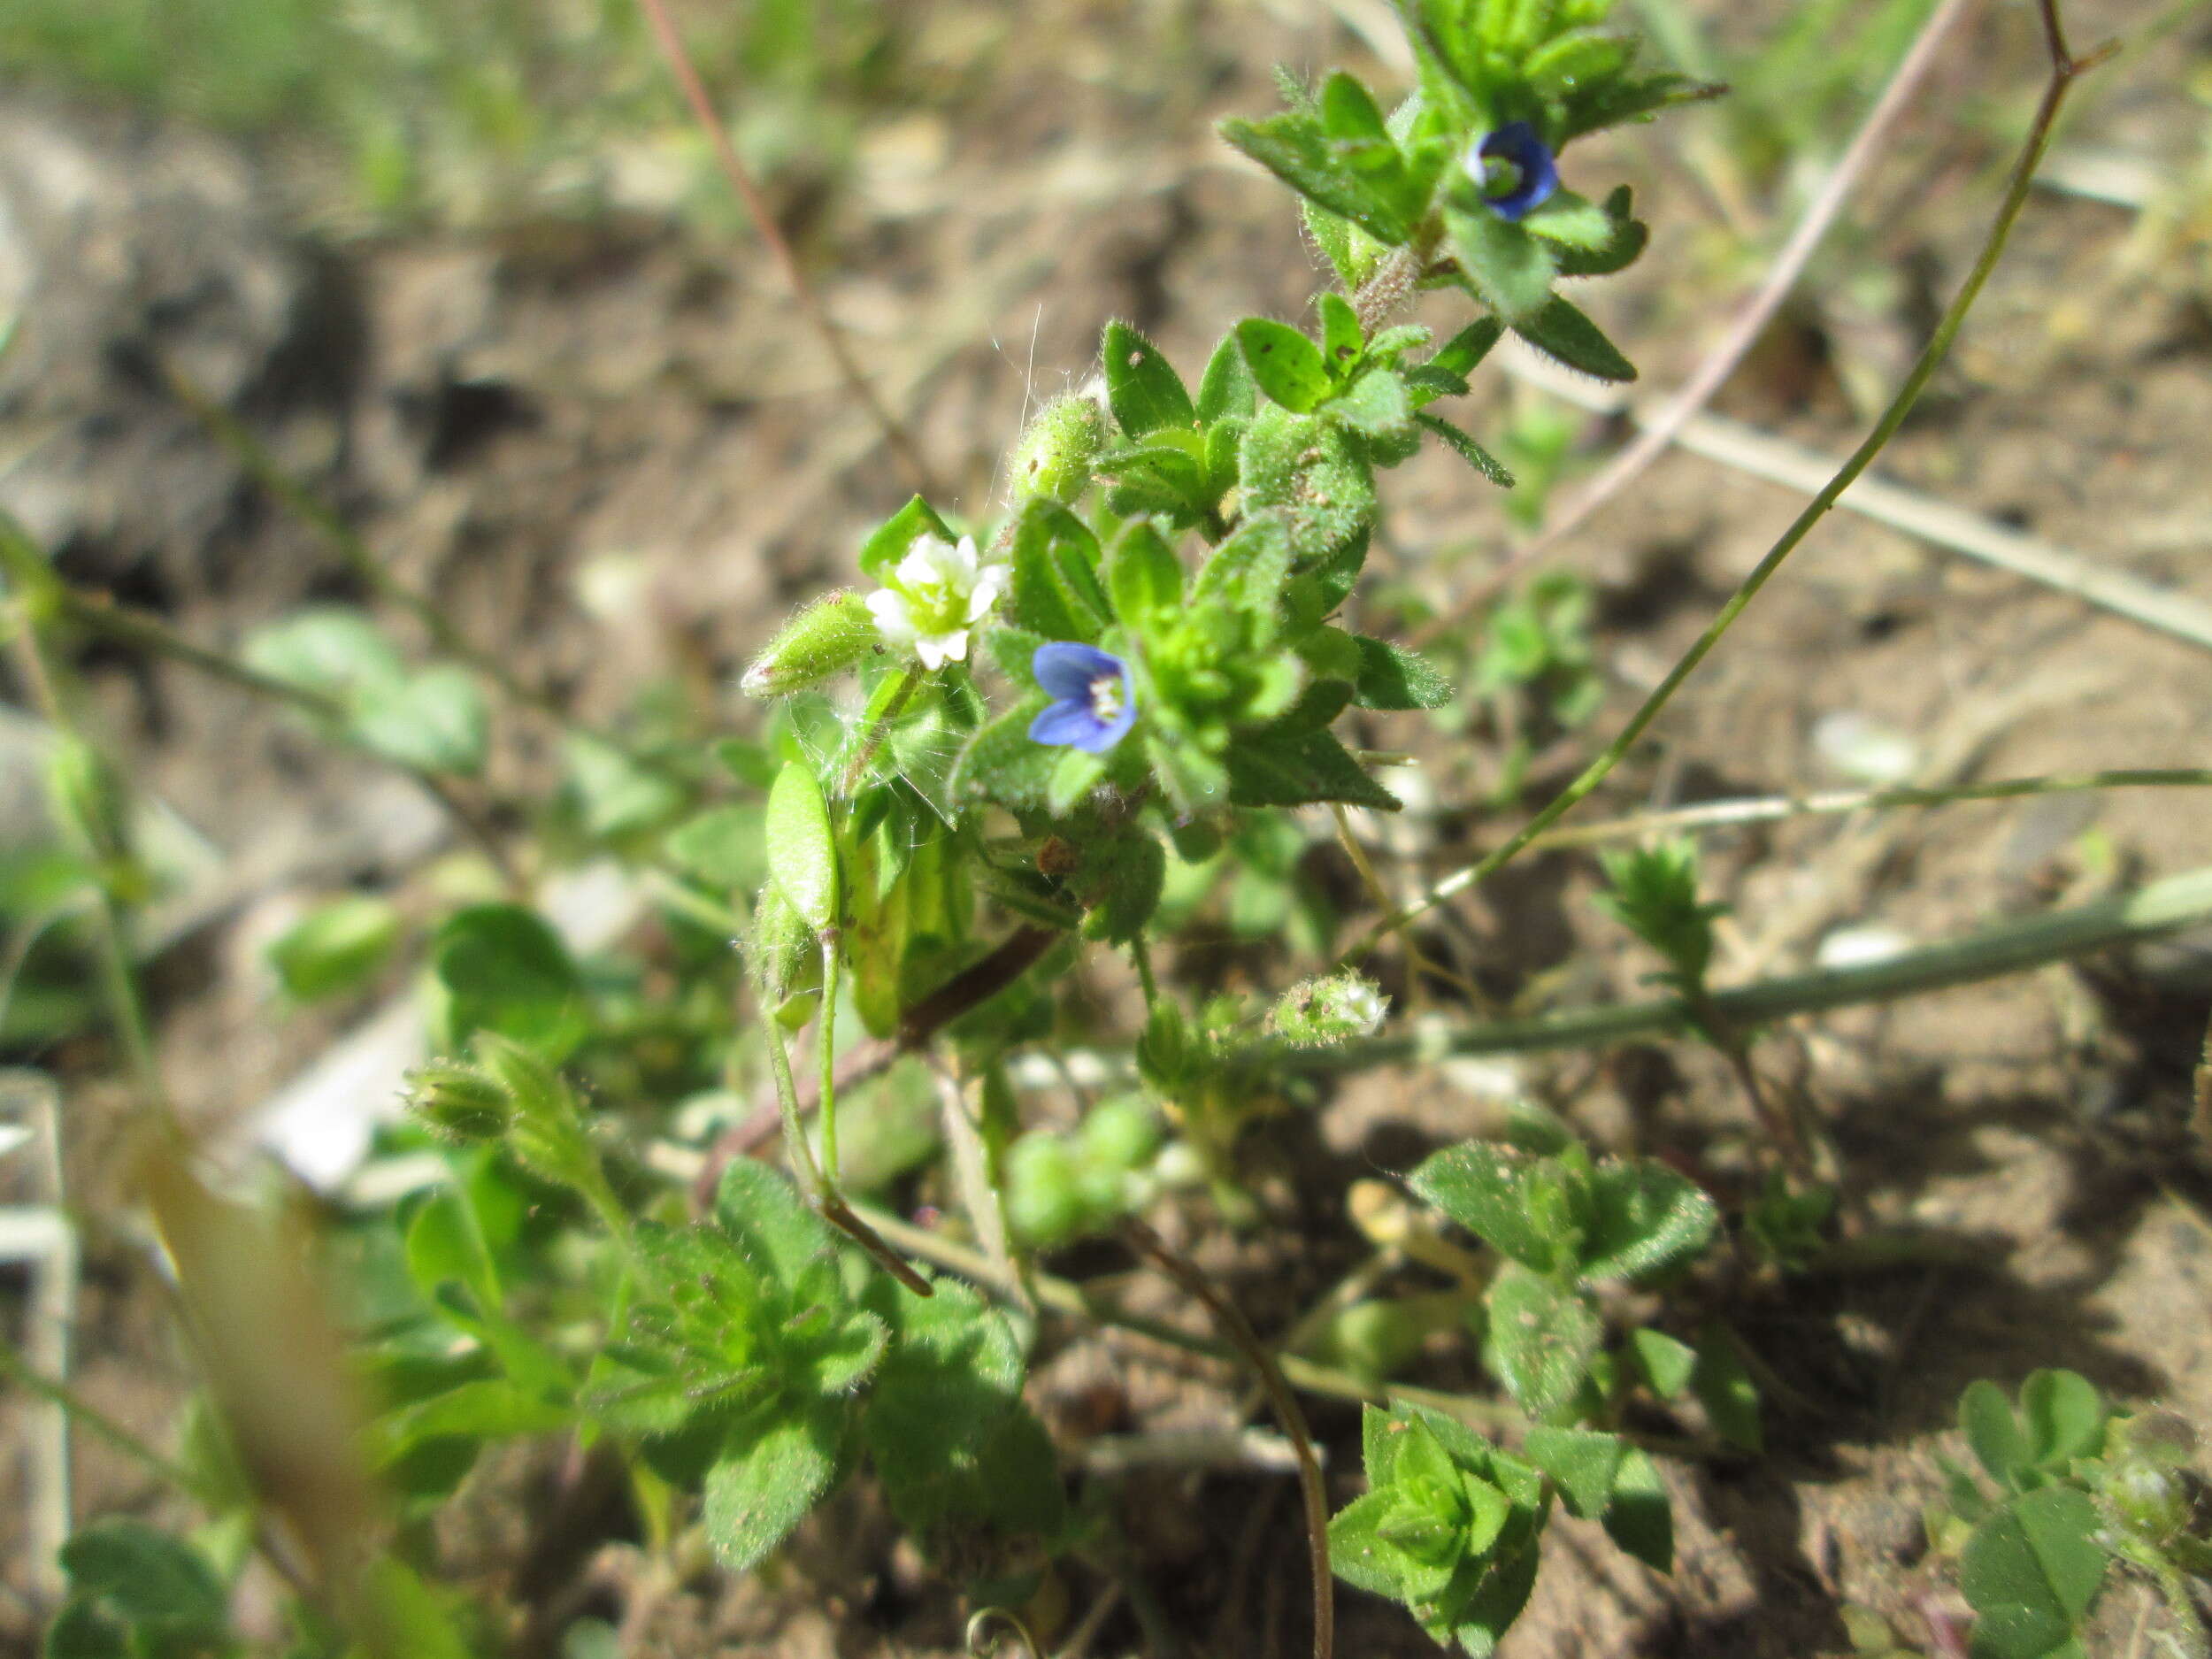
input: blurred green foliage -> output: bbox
[0,0,904,227]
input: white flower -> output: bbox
[864,532,1008,671]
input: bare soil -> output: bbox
[4,0,2212,1654]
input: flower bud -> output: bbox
[402,1060,512,1143]
[1268,971,1388,1046]
[1009,395,1108,505]
[740,590,879,698]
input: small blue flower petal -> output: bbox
[1028,641,1138,755]
[1033,641,1123,702]
[1473,122,1559,222]
[1030,699,1110,750]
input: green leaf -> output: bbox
[1485,1264,1601,1422]
[1108,520,1185,624]
[565,732,687,841]
[1964,1379,2034,1487]
[1328,368,1417,457]
[1601,1448,1674,1573]
[358,1558,475,1659]
[266,895,400,1001]
[1238,318,1333,414]
[1450,1532,1542,1656]
[241,606,404,701]
[1219,111,1408,243]
[860,1276,1064,1568]
[1519,189,1617,251]
[1236,408,1378,566]
[1578,1158,1718,1282]
[43,1598,130,1659]
[1225,723,1399,810]
[1522,1425,1624,1519]
[1086,830,1166,945]
[714,1160,840,1290]
[55,1520,228,1636]
[1553,186,1648,279]
[1101,320,1195,438]
[2020,1371,2106,1470]
[352,664,489,776]
[1512,296,1637,384]
[858,495,954,582]
[664,804,766,893]
[702,1400,849,1572]
[764,762,840,933]
[1628,1328,1698,1400]
[403,1187,501,1312]
[1431,318,1505,380]
[1409,1142,1570,1273]
[1007,501,1110,642]
[1417,413,1515,488]
[1444,204,1555,326]
[949,696,1057,810]
[1329,1488,1412,1598]
[1692,1326,1763,1453]
[1318,289,1365,374]
[1148,732,1232,817]
[374,1379,571,1463]
[431,904,587,1061]
[1195,331,1257,423]
[1960,1486,2108,1659]
[1194,511,1294,608]
[1048,749,1107,817]
[1353,634,1452,710]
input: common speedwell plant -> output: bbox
[19,1,2202,1656]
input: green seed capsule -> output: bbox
[1006,1133,1086,1247]
[740,590,879,698]
[1009,395,1109,505]
[403,1061,512,1142]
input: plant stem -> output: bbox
[1129,933,1160,1012]
[839,666,923,798]
[631,0,939,498]
[1376,770,2212,937]
[1346,13,2109,967]
[0,1342,204,1499]
[817,939,844,1183]
[1306,860,2212,1074]
[851,1201,1511,1429]
[42,581,523,892]
[1121,1218,1333,1659]
[693,924,1058,1206]
[160,360,668,775]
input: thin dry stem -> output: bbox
[1121,1218,1334,1659]
[634,0,938,498]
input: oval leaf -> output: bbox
[765,762,840,933]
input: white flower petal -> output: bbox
[866,588,918,643]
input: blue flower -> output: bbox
[1029,642,1137,754]
[1465,122,1559,223]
